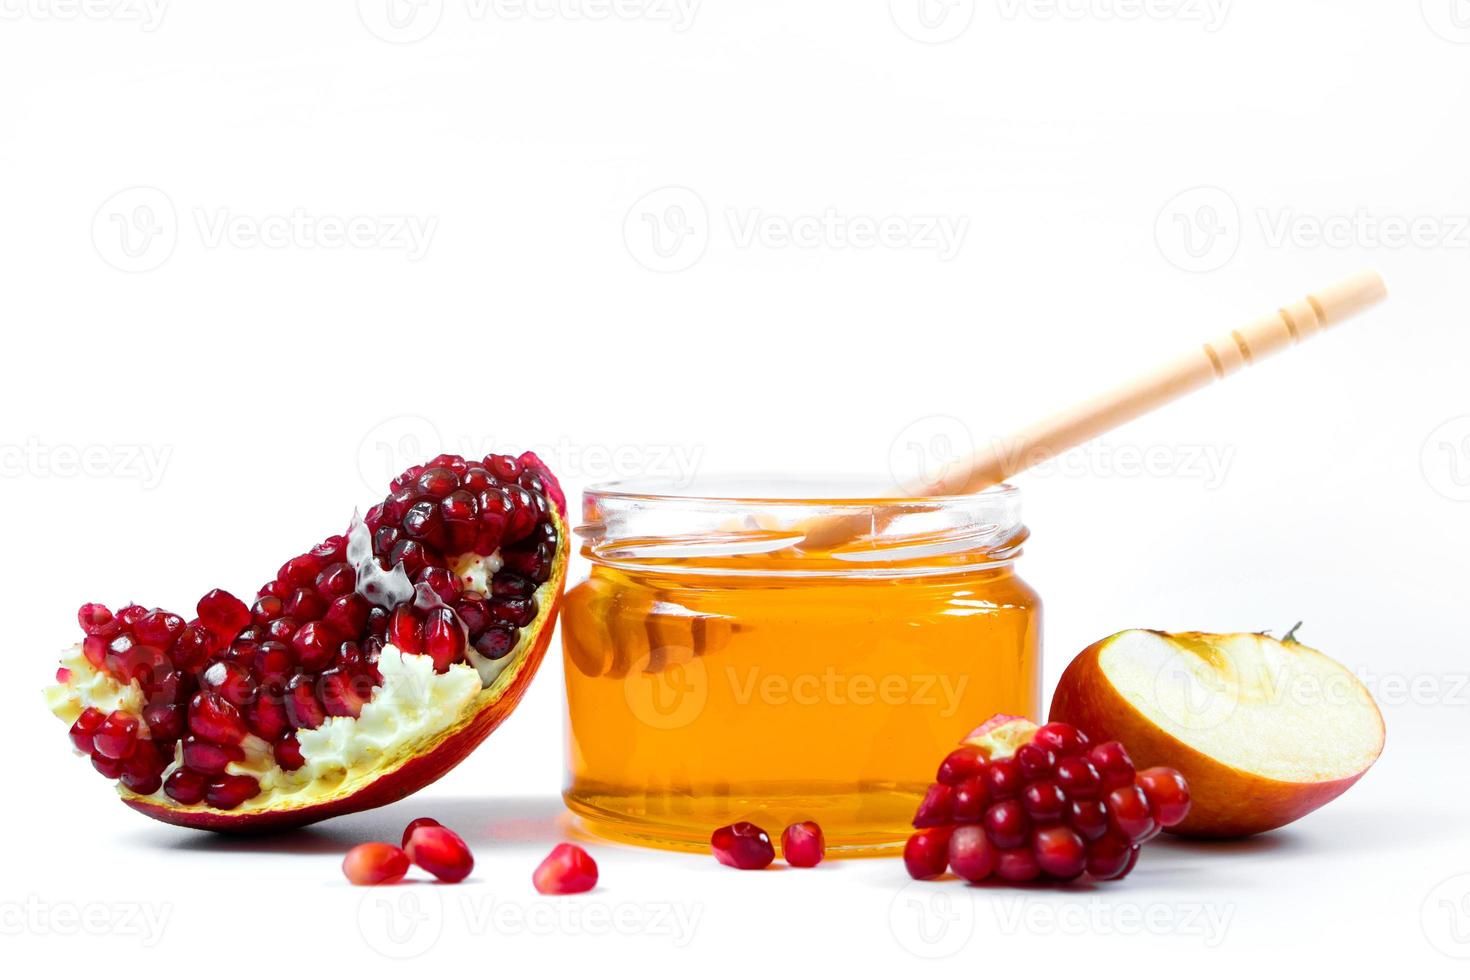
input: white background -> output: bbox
[3,0,1469,974]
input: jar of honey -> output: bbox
[560,479,1041,855]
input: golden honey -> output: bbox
[561,481,1040,855]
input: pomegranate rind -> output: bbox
[961,714,1039,761]
[51,504,569,834]
[1049,629,1385,838]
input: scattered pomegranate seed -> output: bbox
[401,816,441,847]
[780,821,825,868]
[906,715,1189,886]
[1136,767,1193,827]
[405,825,475,883]
[92,711,139,760]
[711,822,775,870]
[532,843,599,894]
[903,827,953,880]
[343,843,411,886]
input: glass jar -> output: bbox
[560,478,1040,856]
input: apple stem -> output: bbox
[1282,621,1304,644]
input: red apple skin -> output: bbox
[1048,631,1381,839]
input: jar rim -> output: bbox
[583,475,1020,507]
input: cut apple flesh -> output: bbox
[1050,629,1384,837]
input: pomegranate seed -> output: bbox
[405,825,475,882]
[164,768,207,804]
[983,800,1029,849]
[1015,743,1055,781]
[401,817,441,847]
[780,821,825,868]
[188,691,247,745]
[1067,799,1112,841]
[711,822,775,870]
[912,783,954,828]
[247,694,290,742]
[985,757,1023,800]
[182,737,241,775]
[134,609,183,646]
[343,843,411,886]
[205,775,259,810]
[92,754,126,779]
[82,634,108,668]
[389,606,424,654]
[1032,825,1087,880]
[422,608,466,672]
[1082,832,1132,879]
[285,588,327,621]
[937,745,985,786]
[1033,722,1089,756]
[1020,781,1067,824]
[320,669,370,718]
[995,847,1041,883]
[1136,767,1192,828]
[1054,755,1102,799]
[291,621,338,673]
[197,589,251,640]
[1107,785,1159,843]
[285,675,327,730]
[78,603,115,635]
[532,843,599,894]
[69,707,106,754]
[473,627,517,661]
[947,825,996,883]
[143,704,185,742]
[903,827,953,880]
[274,735,305,771]
[92,711,140,760]
[118,604,147,625]
[1087,741,1136,791]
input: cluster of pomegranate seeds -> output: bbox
[344,817,476,885]
[533,843,599,895]
[711,820,826,870]
[905,721,1191,884]
[62,452,562,811]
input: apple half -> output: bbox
[1049,629,1384,837]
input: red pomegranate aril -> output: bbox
[1067,799,1112,841]
[265,617,298,644]
[278,555,323,589]
[92,754,126,779]
[1085,833,1138,881]
[1136,767,1193,827]
[983,800,1029,849]
[78,603,115,636]
[487,454,521,481]
[1107,785,1159,843]
[533,843,599,894]
[206,774,260,811]
[1087,741,1136,791]
[912,783,954,828]
[952,777,988,823]
[285,588,327,622]
[473,627,516,661]
[947,825,996,883]
[1021,781,1068,824]
[389,606,424,655]
[197,589,251,641]
[69,707,106,754]
[401,817,441,848]
[711,822,776,870]
[1054,755,1102,799]
[324,593,370,638]
[203,660,255,708]
[903,827,953,880]
[188,691,247,745]
[143,704,185,742]
[182,736,241,775]
[134,609,183,646]
[256,641,295,681]
[82,634,108,668]
[422,608,466,672]
[417,567,458,604]
[936,745,985,786]
[315,563,356,599]
[92,711,140,760]
[1015,743,1056,781]
[1033,721,1089,756]
[285,675,327,730]
[321,669,370,718]
[781,821,825,868]
[274,734,305,771]
[995,846,1041,883]
[252,595,285,624]
[490,598,537,629]
[343,843,411,886]
[1032,825,1087,880]
[120,741,166,795]
[405,825,475,882]
[985,757,1023,800]
[118,604,147,625]
[163,767,206,805]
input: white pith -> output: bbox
[46,508,566,816]
[1098,630,1385,783]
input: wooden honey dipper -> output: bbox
[799,269,1389,550]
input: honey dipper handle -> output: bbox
[939,270,1389,494]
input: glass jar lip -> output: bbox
[583,475,1021,508]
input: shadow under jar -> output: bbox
[560,478,1041,856]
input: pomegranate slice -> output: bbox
[45,452,569,832]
